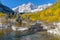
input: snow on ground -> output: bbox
[11,26,28,31]
[47,22,60,36]
[47,28,60,35]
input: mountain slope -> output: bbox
[21,3,60,23]
[0,3,14,14]
[12,3,52,13]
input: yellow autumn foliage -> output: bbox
[0,12,5,17]
[22,3,60,23]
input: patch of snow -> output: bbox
[11,26,28,31]
[11,26,16,31]
[17,27,28,31]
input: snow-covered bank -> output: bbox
[47,28,60,35]
[47,22,60,36]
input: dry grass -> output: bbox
[51,36,60,40]
[0,29,6,36]
[38,31,60,40]
[0,29,12,36]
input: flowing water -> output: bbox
[0,31,59,40]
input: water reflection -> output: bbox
[0,31,59,40]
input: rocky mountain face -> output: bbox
[12,3,53,13]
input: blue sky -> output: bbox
[0,0,56,9]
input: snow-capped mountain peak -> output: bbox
[27,2,33,6]
[12,3,37,13]
[48,3,53,6]
[21,4,26,6]
[12,3,53,13]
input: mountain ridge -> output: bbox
[0,3,14,14]
[12,3,53,13]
